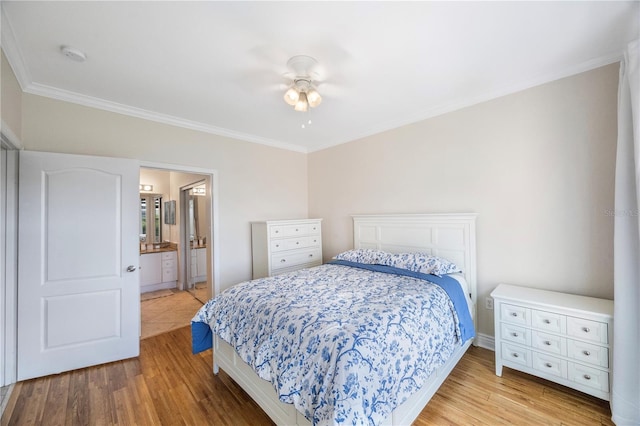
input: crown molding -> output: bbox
[24,82,308,153]
[2,2,623,156]
[0,6,307,154]
[1,120,23,150]
[1,5,31,91]
[307,52,623,153]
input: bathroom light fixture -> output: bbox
[193,187,206,195]
[139,184,153,192]
[283,55,322,112]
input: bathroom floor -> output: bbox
[140,289,203,339]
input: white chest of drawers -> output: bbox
[251,219,322,279]
[491,284,613,401]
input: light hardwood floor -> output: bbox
[1,326,613,425]
[141,289,203,339]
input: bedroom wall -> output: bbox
[21,94,308,290]
[308,63,619,339]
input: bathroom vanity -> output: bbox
[140,246,177,293]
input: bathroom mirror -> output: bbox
[140,194,162,243]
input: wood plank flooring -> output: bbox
[2,327,613,425]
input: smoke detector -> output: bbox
[60,46,86,62]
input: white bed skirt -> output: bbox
[213,335,473,425]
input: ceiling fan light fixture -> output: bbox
[294,92,309,112]
[307,88,322,108]
[283,56,322,112]
[283,87,299,106]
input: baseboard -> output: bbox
[475,333,495,351]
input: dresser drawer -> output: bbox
[533,351,567,379]
[501,343,532,368]
[501,303,530,326]
[567,316,608,344]
[532,331,567,356]
[567,340,609,368]
[271,248,321,271]
[568,362,609,393]
[531,309,565,334]
[501,323,530,346]
[270,224,310,238]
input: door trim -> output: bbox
[139,162,219,299]
[1,127,21,387]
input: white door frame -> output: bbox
[1,126,22,387]
[140,161,220,299]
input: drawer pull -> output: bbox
[545,362,553,368]
[275,244,280,248]
[583,374,591,380]
[512,353,519,358]
[295,228,299,231]
[296,242,299,245]
[511,312,518,317]
[583,350,591,356]
[511,332,519,337]
[544,319,551,324]
[544,341,551,346]
[275,230,279,233]
[280,259,286,263]
[308,254,313,257]
[582,327,590,333]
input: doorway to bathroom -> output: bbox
[138,165,217,339]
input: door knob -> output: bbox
[126,265,137,272]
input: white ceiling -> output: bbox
[2,1,638,153]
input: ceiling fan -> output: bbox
[282,55,323,112]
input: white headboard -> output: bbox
[352,213,477,315]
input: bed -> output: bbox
[192,213,477,425]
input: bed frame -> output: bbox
[213,213,477,425]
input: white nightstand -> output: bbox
[491,284,613,401]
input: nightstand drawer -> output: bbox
[532,331,566,356]
[532,309,565,334]
[501,323,530,346]
[491,284,613,401]
[501,303,530,326]
[567,317,608,344]
[533,352,567,379]
[569,362,609,393]
[568,340,609,368]
[501,343,532,368]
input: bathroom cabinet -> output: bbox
[140,250,177,293]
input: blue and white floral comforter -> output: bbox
[192,263,473,425]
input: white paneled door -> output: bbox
[17,151,140,380]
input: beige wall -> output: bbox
[14,60,620,339]
[22,94,309,290]
[308,64,619,338]
[1,50,23,142]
